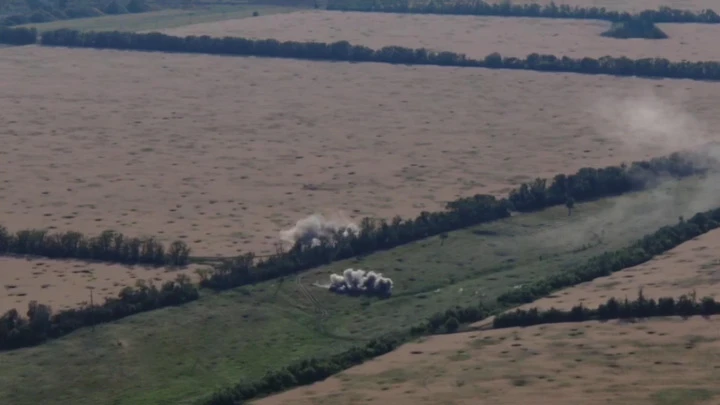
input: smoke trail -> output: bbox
[279,212,359,249]
[327,268,394,297]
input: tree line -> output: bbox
[201,151,714,291]
[497,207,720,306]
[202,204,720,405]
[0,275,199,350]
[23,28,720,81]
[493,291,719,328]
[0,227,191,266]
[1,150,710,352]
[326,0,720,24]
[1,0,150,27]
[0,26,36,45]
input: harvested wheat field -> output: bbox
[161,11,720,61]
[256,316,720,405]
[1,45,719,258]
[486,0,718,12]
[0,257,201,313]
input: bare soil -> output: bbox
[256,316,720,405]
[161,10,720,60]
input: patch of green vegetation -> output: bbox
[21,4,300,32]
[651,388,714,405]
[0,176,716,405]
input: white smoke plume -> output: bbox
[279,212,360,249]
[328,268,394,297]
[537,92,720,252]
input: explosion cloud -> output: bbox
[328,268,393,297]
[279,213,359,249]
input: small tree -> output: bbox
[565,196,575,216]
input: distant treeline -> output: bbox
[17,28,720,81]
[0,227,191,266]
[202,205,720,405]
[493,291,720,328]
[202,151,714,291]
[1,0,151,27]
[0,276,198,350]
[326,0,720,24]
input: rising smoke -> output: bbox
[279,212,360,249]
[539,92,720,252]
[327,268,394,297]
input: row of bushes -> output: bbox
[202,151,714,291]
[202,205,720,404]
[1,0,150,27]
[0,26,37,45]
[0,227,191,266]
[326,0,720,24]
[493,291,719,328]
[497,208,720,306]
[31,28,720,81]
[0,275,199,350]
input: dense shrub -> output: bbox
[326,0,720,24]
[37,29,720,81]
[601,18,668,39]
[200,150,714,291]
[497,209,720,305]
[64,7,105,18]
[104,0,128,14]
[0,26,37,45]
[0,275,199,351]
[0,227,191,266]
[126,0,150,13]
[28,10,58,23]
[493,291,719,328]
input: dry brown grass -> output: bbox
[256,316,720,405]
[161,10,720,60]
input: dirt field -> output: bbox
[256,316,720,405]
[0,257,201,313]
[1,45,719,260]
[161,11,720,60]
[487,0,718,12]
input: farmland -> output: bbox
[1,0,720,404]
[256,316,720,405]
[1,46,718,261]
[2,176,720,405]
[162,10,720,60]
